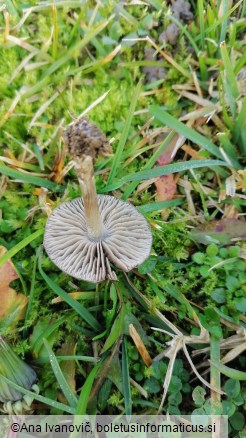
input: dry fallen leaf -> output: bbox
[154,133,180,213]
[0,246,28,323]
[155,174,177,202]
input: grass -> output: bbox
[0,0,245,435]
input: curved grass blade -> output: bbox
[121,130,175,200]
[0,375,75,414]
[150,106,225,161]
[0,229,44,268]
[43,339,78,407]
[33,316,68,357]
[210,361,246,381]
[38,249,102,332]
[35,355,97,364]
[75,361,102,414]
[0,163,61,191]
[138,199,183,213]
[24,251,38,336]
[122,336,132,419]
[122,159,229,182]
[107,80,142,184]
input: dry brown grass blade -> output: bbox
[183,343,224,395]
[178,90,220,109]
[8,53,36,84]
[28,88,64,130]
[129,324,152,367]
[0,92,22,127]
[157,337,183,414]
[124,274,182,336]
[221,343,246,364]
[130,378,148,399]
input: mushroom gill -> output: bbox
[44,194,152,283]
[44,121,152,283]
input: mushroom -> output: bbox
[44,155,152,283]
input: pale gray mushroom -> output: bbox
[44,156,152,283]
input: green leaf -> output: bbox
[234,297,246,312]
[138,256,157,274]
[211,288,226,304]
[144,377,160,394]
[222,400,236,417]
[224,379,240,398]
[192,386,206,406]
[229,412,245,431]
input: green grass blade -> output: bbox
[121,130,175,200]
[38,250,102,332]
[0,229,44,268]
[194,0,244,43]
[198,0,205,51]
[36,355,97,364]
[0,375,75,414]
[43,339,78,407]
[100,159,228,192]
[24,251,38,334]
[122,336,132,418]
[198,52,208,81]
[32,316,68,356]
[138,199,183,213]
[210,361,246,380]
[41,19,111,80]
[210,337,222,416]
[22,18,111,98]
[233,97,246,153]
[122,159,229,182]
[220,41,240,99]
[107,80,142,184]
[75,361,102,414]
[33,143,45,170]
[0,163,61,191]
[150,106,224,160]
[217,132,241,167]
[220,0,230,42]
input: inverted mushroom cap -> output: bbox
[44,195,152,283]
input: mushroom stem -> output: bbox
[74,156,105,240]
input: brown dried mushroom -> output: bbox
[63,117,111,160]
[44,155,152,283]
